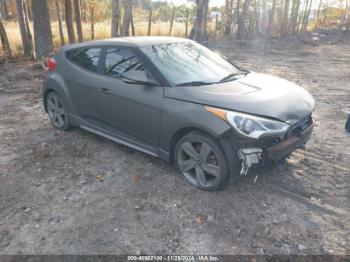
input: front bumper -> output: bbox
[232,116,314,177]
[266,121,314,161]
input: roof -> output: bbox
[62,36,192,50]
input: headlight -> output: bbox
[205,106,289,139]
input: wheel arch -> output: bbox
[42,74,75,114]
[168,127,214,162]
[159,100,233,162]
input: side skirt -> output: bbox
[68,113,171,162]
[80,125,158,157]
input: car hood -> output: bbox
[164,72,315,123]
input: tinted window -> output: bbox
[104,47,145,78]
[66,47,101,73]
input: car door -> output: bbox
[64,46,104,120]
[96,46,164,148]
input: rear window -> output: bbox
[66,47,101,73]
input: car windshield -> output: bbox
[140,42,241,86]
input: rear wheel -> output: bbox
[174,132,229,191]
[46,92,70,130]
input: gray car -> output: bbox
[43,36,315,191]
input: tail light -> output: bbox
[47,58,57,71]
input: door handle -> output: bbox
[98,87,110,94]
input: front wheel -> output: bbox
[174,132,229,191]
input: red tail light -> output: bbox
[47,58,57,71]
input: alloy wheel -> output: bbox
[47,93,66,129]
[177,141,221,188]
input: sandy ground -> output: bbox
[0,36,349,255]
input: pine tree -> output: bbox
[31,0,53,59]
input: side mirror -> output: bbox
[122,70,158,86]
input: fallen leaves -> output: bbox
[96,175,104,182]
[194,214,205,225]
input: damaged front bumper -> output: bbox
[236,117,314,176]
[238,148,263,176]
[266,121,313,161]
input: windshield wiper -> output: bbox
[219,73,240,83]
[175,81,213,87]
[219,71,249,83]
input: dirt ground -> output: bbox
[0,35,349,255]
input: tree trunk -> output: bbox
[224,0,230,35]
[254,0,260,35]
[169,7,175,35]
[277,0,284,36]
[31,0,53,59]
[224,0,233,36]
[248,8,255,37]
[0,1,4,20]
[214,13,219,39]
[73,0,83,42]
[301,0,312,32]
[185,11,189,37]
[65,0,76,43]
[14,0,33,57]
[234,0,241,35]
[147,9,152,36]
[296,0,306,32]
[266,0,276,36]
[299,0,308,32]
[0,15,12,57]
[189,0,209,42]
[293,0,301,34]
[55,0,65,46]
[80,0,87,22]
[121,0,132,36]
[281,0,290,36]
[24,0,32,21]
[236,0,250,39]
[339,1,344,29]
[290,0,300,35]
[90,4,94,39]
[346,2,350,31]
[315,0,323,28]
[23,0,33,50]
[0,0,10,20]
[111,0,120,37]
[305,0,313,30]
[130,13,135,36]
[261,0,267,33]
[5,0,9,20]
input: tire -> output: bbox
[45,91,71,130]
[174,131,229,191]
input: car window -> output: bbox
[66,47,101,73]
[104,47,146,78]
